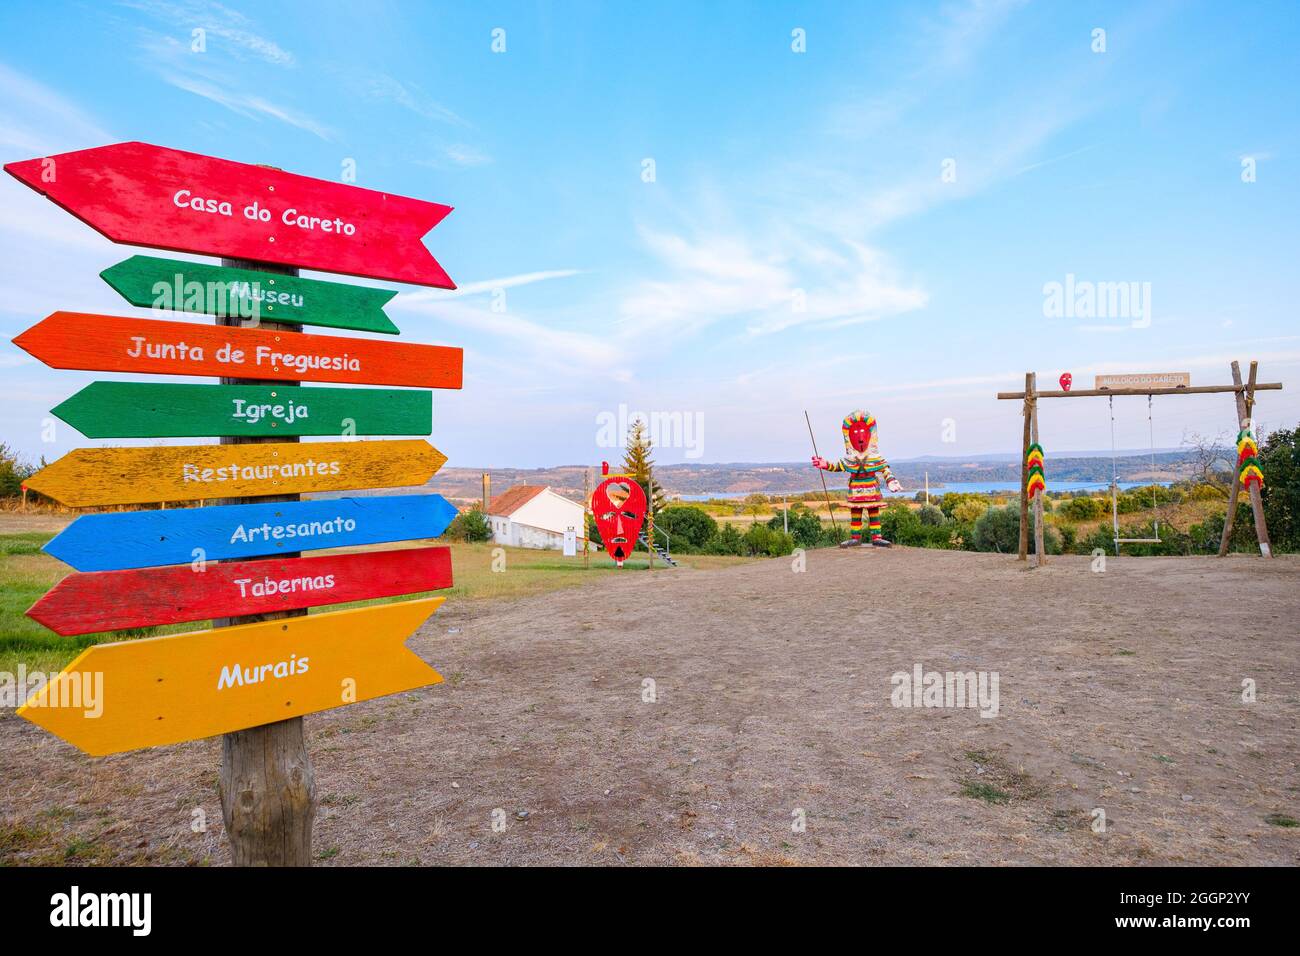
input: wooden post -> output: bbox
[583,468,590,569]
[1218,361,1272,557]
[216,253,316,866]
[1029,373,1046,567]
[1018,372,1032,560]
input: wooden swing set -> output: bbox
[996,361,1282,567]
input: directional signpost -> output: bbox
[52,382,433,438]
[43,494,458,571]
[14,312,462,388]
[10,140,463,866]
[25,439,447,506]
[18,599,445,756]
[5,142,457,287]
[101,255,402,333]
[28,547,453,635]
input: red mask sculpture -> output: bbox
[846,418,873,454]
[1059,372,1073,391]
[592,467,646,567]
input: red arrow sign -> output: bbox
[13,312,462,388]
[5,142,455,288]
[27,547,452,636]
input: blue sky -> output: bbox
[1,0,1297,470]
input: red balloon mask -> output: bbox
[592,476,646,567]
[1059,372,1073,391]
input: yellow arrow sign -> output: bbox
[25,439,446,507]
[17,599,444,756]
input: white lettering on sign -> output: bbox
[229,281,304,310]
[253,346,360,373]
[231,399,308,425]
[171,188,358,237]
[127,336,206,361]
[228,517,357,544]
[217,654,310,690]
[173,189,232,217]
[181,459,342,483]
[281,208,357,235]
[1094,372,1190,389]
[232,573,336,598]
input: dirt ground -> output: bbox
[2,545,1298,866]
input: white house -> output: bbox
[486,485,587,551]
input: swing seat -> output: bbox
[1115,537,1162,544]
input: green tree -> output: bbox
[1260,425,1300,551]
[0,443,34,498]
[622,418,667,512]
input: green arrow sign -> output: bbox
[100,255,401,334]
[51,382,432,438]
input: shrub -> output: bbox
[703,523,747,556]
[655,506,717,552]
[445,507,491,543]
[972,504,1060,555]
[1061,496,1105,521]
[766,509,830,548]
[938,492,984,518]
[952,500,987,524]
[917,504,947,526]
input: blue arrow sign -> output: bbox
[44,494,459,572]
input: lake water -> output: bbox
[673,480,1167,501]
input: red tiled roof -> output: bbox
[487,485,548,517]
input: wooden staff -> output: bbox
[804,411,838,529]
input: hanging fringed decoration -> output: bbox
[1026,442,1046,499]
[1236,428,1264,491]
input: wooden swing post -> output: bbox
[1018,373,1032,561]
[1218,361,1272,557]
[1028,373,1045,567]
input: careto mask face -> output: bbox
[592,477,647,567]
[847,420,872,454]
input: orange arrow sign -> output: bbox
[12,312,462,388]
[25,439,446,507]
[17,599,444,756]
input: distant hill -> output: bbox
[424,450,1206,503]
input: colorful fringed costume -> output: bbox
[1237,427,1264,492]
[1026,443,1046,499]
[812,410,902,546]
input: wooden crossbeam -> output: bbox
[997,383,1282,400]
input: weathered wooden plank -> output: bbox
[17,599,445,756]
[101,256,401,334]
[52,382,432,438]
[13,312,462,388]
[26,440,447,507]
[43,494,458,572]
[27,546,453,635]
[5,142,455,287]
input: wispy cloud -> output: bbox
[0,61,113,155]
[413,270,581,299]
[359,73,467,127]
[122,0,296,66]
[137,32,334,140]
